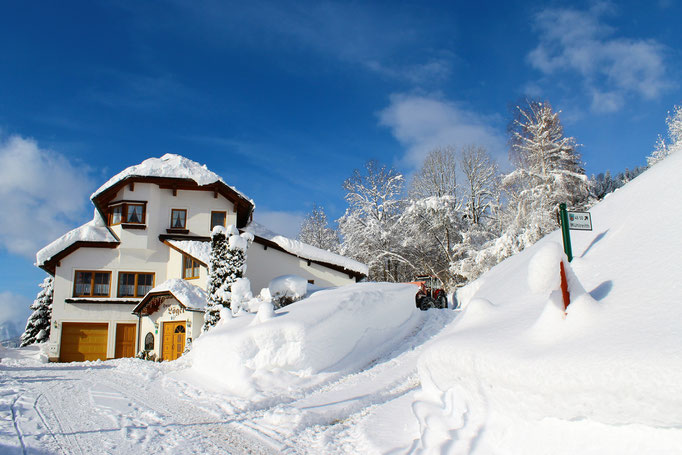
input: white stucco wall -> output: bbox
[48,182,234,361]
[246,241,358,293]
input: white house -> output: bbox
[36,154,367,363]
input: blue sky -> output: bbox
[1,0,680,329]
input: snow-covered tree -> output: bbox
[648,104,682,166]
[203,225,251,331]
[397,148,465,287]
[459,145,500,225]
[504,100,588,245]
[298,204,340,252]
[21,276,53,347]
[338,160,406,281]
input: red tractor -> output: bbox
[410,275,448,310]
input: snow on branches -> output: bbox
[203,225,252,332]
[298,204,339,252]
[648,104,682,167]
[21,276,53,347]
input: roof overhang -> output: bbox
[39,240,120,275]
[132,290,204,315]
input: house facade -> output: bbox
[37,154,367,363]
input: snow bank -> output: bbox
[36,210,118,266]
[188,282,421,399]
[268,275,307,305]
[91,153,252,204]
[245,221,368,276]
[411,151,682,453]
[149,279,208,310]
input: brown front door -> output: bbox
[162,321,186,361]
[60,323,108,362]
[114,323,137,358]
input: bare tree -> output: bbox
[409,146,459,199]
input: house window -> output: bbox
[107,202,147,226]
[182,255,200,280]
[109,206,123,226]
[170,209,187,229]
[210,211,226,230]
[73,271,111,297]
[126,204,145,224]
[118,272,155,298]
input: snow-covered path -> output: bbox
[0,349,277,455]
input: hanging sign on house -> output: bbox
[566,211,593,231]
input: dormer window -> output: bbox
[107,201,147,228]
[170,209,187,229]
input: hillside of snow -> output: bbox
[411,152,682,454]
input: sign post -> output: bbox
[558,203,593,262]
[558,203,573,262]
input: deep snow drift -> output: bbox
[187,282,423,401]
[411,152,682,454]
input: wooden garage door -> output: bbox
[114,323,137,359]
[60,323,108,362]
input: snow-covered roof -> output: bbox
[36,211,118,268]
[137,278,208,312]
[245,222,369,276]
[90,153,253,205]
[167,239,211,265]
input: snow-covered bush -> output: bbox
[268,275,308,309]
[21,276,53,347]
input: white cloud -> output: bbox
[0,291,31,330]
[378,93,507,169]
[0,135,95,259]
[254,210,305,239]
[527,4,670,113]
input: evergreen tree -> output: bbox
[504,100,588,245]
[203,225,251,332]
[648,104,682,167]
[21,276,53,347]
[298,204,340,252]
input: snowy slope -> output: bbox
[411,152,682,454]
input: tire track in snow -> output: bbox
[10,395,27,455]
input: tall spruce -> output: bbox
[21,276,53,347]
[504,100,588,242]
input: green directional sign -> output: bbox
[567,211,592,231]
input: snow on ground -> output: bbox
[7,154,682,455]
[411,151,682,454]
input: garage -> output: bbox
[60,323,109,362]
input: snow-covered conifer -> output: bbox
[203,225,252,332]
[504,100,588,245]
[298,204,339,252]
[648,105,682,166]
[21,276,53,347]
